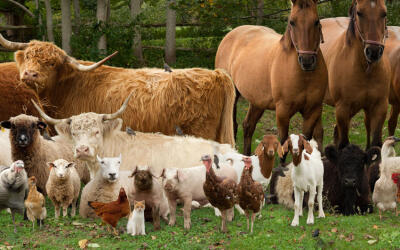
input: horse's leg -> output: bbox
[369,100,388,148]
[243,104,264,156]
[276,104,291,164]
[233,87,241,140]
[363,110,371,149]
[302,106,323,146]
[388,104,400,136]
[313,115,324,153]
[335,105,351,149]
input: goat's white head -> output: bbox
[282,134,313,166]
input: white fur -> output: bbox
[127,205,146,236]
[289,135,325,227]
[0,130,12,166]
[372,140,400,217]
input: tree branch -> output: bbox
[4,0,35,18]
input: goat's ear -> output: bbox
[129,166,138,178]
[302,137,313,155]
[0,120,11,129]
[255,142,264,156]
[324,145,338,164]
[282,139,290,154]
[366,146,381,166]
[277,140,284,158]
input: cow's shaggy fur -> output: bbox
[13,41,236,146]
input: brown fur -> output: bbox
[255,134,283,179]
[12,41,235,146]
[237,165,264,213]
[318,1,390,149]
[24,176,46,225]
[4,115,89,194]
[215,0,327,155]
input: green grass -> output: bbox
[1,99,399,249]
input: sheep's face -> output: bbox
[160,168,180,193]
[1,115,46,148]
[131,166,154,191]
[48,159,74,180]
[97,154,121,182]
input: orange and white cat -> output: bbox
[127,200,146,236]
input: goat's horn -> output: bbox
[102,92,133,121]
[0,33,28,51]
[67,51,118,72]
[31,99,63,125]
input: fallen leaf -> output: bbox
[364,234,374,239]
[298,233,306,241]
[87,243,100,248]
[331,228,338,233]
[151,236,157,240]
[73,221,84,226]
[339,234,345,240]
[367,240,377,245]
[3,243,9,246]
[142,243,148,248]
[345,233,355,242]
[373,225,379,229]
[78,239,88,249]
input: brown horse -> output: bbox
[319,0,390,150]
[385,26,400,136]
[215,0,327,156]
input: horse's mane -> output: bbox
[346,0,357,46]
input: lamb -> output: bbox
[372,136,400,219]
[128,165,170,231]
[1,114,90,194]
[0,160,28,233]
[282,134,324,226]
[160,159,237,230]
[25,176,46,228]
[79,155,131,218]
[46,159,81,218]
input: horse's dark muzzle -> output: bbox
[298,54,317,71]
[364,44,384,63]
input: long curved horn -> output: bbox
[0,33,28,50]
[102,92,133,121]
[67,51,118,72]
[31,99,63,125]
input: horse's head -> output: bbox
[348,0,387,63]
[286,0,323,71]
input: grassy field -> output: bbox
[1,99,399,249]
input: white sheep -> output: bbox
[79,154,131,218]
[0,160,28,233]
[160,161,237,230]
[282,134,324,226]
[46,159,81,218]
[0,129,12,166]
[372,137,400,219]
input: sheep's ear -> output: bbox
[66,162,75,168]
[0,120,11,129]
[47,162,55,170]
[160,168,166,178]
[324,145,338,164]
[301,137,313,155]
[255,142,264,156]
[366,146,381,166]
[282,139,290,154]
[129,166,138,178]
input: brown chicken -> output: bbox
[25,176,47,230]
[202,154,237,233]
[88,187,130,235]
[237,157,264,233]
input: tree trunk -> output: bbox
[44,0,54,42]
[130,0,144,66]
[165,0,176,64]
[61,0,72,54]
[73,0,81,33]
[34,0,44,40]
[97,0,110,54]
[256,0,264,25]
